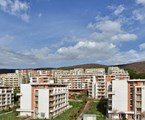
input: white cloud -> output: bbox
[0,0,30,22]
[114,5,125,15]
[21,13,29,22]
[107,5,125,15]
[57,41,117,60]
[0,47,38,68]
[111,33,137,41]
[88,19,137,42]
[95,20,121,33]
[132,8,145,21]
[0,34,15,46]
[139,43,145,50]
[136,0,145,5]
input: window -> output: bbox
[41,112,45,117]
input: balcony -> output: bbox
[16,109,34,112]
[16,93,22,96]
[50,98,54,101]
[50,103,54,107]
[108,91,115,95]
[50,92,66,96]
[136,99,141,101]
[136,105,141,108]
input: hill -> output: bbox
[0,69,15,74]
[117,61,145,73]
[58,63,107,70]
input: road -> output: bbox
[77,101,90,120]
[0,111,13,116]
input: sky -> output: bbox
[0,0,145,68]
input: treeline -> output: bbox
[125,68,145,79]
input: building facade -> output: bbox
[0,73,22,88]
[0,86,14,110]
[108,79,145,120]
[17,83,69,119]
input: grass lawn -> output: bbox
[0,112,21,120]
[85,100,107,120]
[53,101,83,120]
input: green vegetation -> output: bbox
[0,100,107,120]
[126,68,145,79]
[54,101,83,120]
[0,107,12,114]
[0,112,21,120]
[84,99,107,120]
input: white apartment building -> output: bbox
[0,73,22,88]
[108,79,145,120]
[30,76,54,84]
[85,68,105,75]
[88,75,106,99]
[17,83,69,119]
[0,86,14,110]
[108,67,130,80]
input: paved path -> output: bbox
[77,101,90,120]
[0,111,13,116]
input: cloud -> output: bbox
[108,49,143,64]
[132,8,145,21]
[0,47,38,68]
[136,0,145,5]
[114,5,125,15]
[111,33,137,41]
[57,41,117,60]
[88,19,137,42]
[107,5,125,15]
[0,0,30,22]
[0,34,15,46]
[139,43,145,50]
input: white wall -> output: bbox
[92,76,96,98]
[142,89,145,112]
[112,80,128,112]
[37,89,49,119]
[20,84,32,116]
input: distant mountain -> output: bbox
[34,67,54,70]
[117,61,145,73]
[0,69,15,74]
[1,61,145,74]
[58,63,107,70]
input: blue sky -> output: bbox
[0,0,145,68]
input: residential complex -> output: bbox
[2,66,145,120]
[17,83,69,119]
[108,66,130,80]
[0,86,14,110]
[0,73,23,88]
[108,79,145,120]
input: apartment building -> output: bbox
[16,69,53,83]
[85,68,105,75]
[88,75,106,99]
[0,86,14,110]
[30,76,54,84]
[108,79,145,120]
[57,74,107,99]
[108,66,130,80]
[17,83,69,119]
[0,73,23,88]
[53,68,105,78]
[57,75,90,98]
